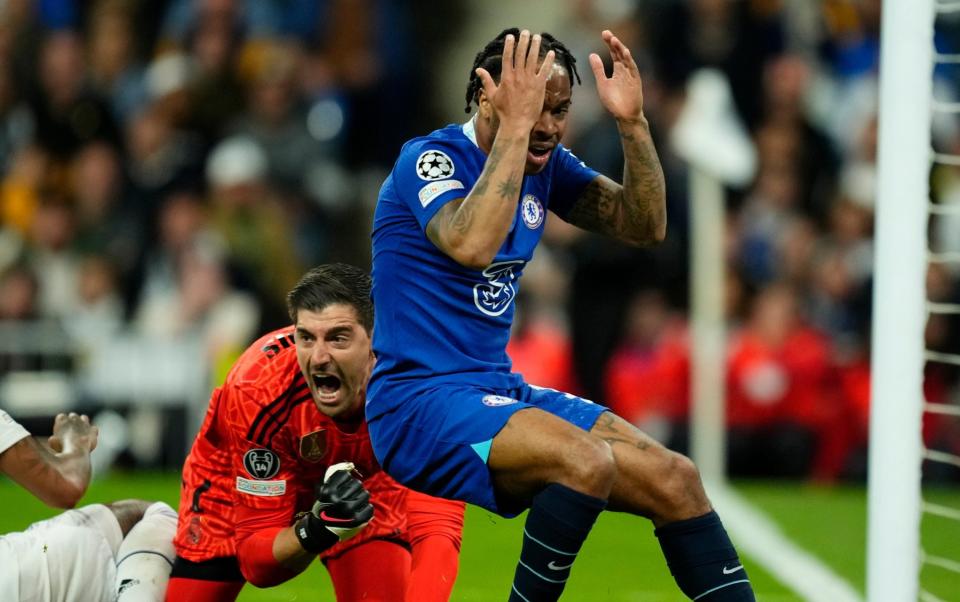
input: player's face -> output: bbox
[524,64,572,174]
[294,304,374,421]
[482,63,572,175]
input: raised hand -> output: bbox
[475,30,556,131]
[49,413,98,454]
[588,30,645,124]
[294,461,374,553]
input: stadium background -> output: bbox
[0,0,958,599]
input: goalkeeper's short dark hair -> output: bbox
[286,263,373,333]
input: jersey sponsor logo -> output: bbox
[299,429,327,463]
[473,260,524,317]
[722,564,744,575]
[243,448,280,479]
[482,394,519,407]
[520,194,544,229]
[418,179,464,207]
[415,150,456,181]
[236,476,287,497]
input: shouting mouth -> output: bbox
[312,374,342,402]
[527,144,554,168]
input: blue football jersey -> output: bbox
[368,119,599,419]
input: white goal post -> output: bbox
[867,1,935,601]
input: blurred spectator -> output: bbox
[604,290,690,452]
[1,145,47,238]
[0,262,39,322]
[0,62,34,174]
[0,262,69,374]
[64,254,124,354]
[726,283,841,478]
[136,189,210,309]
[134,239,258,372]
[70,141,144,303]
[205,135,302,328]
[507,291,578,395]
[24,193,81,319]
[29,30,121,159]
[86,0,147,126]
[124,104,204,218]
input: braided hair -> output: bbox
[464,28,582,113]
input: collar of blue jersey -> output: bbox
[462,115,479,148]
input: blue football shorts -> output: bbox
[367,382,607,517]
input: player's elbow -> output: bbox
[444,243,495,271]
[624,219,667,247]
[455,251,495,271]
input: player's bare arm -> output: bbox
[566,30,666,246]
[426,30,556,269]
[0,413,98,508]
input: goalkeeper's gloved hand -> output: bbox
[294,462,374,554]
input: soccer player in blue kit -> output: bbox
[368,27,756,601]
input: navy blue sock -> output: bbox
[508,483,607,602]
[655,511,755,600]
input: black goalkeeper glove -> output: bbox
[294,462,374,554]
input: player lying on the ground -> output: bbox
[368,28,755,600]
[0,410,177,601]
[0,498,177,602]
[168,263,464,602]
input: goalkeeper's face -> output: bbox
[294,303,375,421]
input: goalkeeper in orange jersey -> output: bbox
[167,263,464,601]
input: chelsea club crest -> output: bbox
[520,194,544,229]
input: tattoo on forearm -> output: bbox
[566,181,618,233]
[496,174,521,200]
[620,126,665,238]
[567,123,666,243]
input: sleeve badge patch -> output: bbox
[298,429,327,463]
[418,179,465,207]
[236,476,286,497]
[243,448,280,479]
[416,150,456,181]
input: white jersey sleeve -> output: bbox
[0,409,30,455]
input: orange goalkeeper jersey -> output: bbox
[174,326,406,563]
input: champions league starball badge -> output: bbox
[416,150,455,181]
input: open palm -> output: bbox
[589,30,645,123]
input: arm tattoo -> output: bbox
[567,122,666,244]
[496,173,521,199]
[450,201,474,234]
[472,142,505,198]
[619,128,665,239]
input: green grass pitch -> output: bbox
[1,473,957,600]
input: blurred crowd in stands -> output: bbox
[0,0,958,481]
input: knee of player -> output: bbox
[658,452,708,508]
[563,436,616,492]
